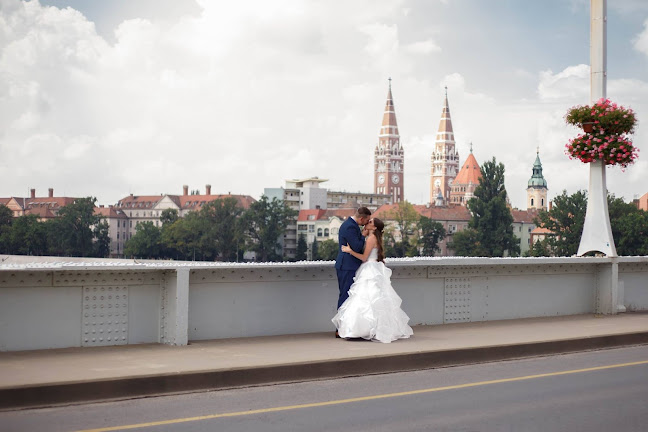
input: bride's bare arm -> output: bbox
[342,234,376,262]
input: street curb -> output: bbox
[2,331,648,410]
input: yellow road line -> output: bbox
[76,359,648,432]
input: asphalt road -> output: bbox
[2,345,647,432]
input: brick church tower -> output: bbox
[430,87,460,205]
[374,79,404,203]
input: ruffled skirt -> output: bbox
[332,261,413,343]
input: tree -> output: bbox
[198,198,244,261]
[296,234,308,261]
[47,197,107,257]
[160,208,179,226]
[463,157,520,257]
[449,228,487,257]
[608,195,648,256]
[8,214,48,256]
[240,196,297,262]
[418,216,446,256]
[317,239,338,261]
[534,190,587,256]
[311,239,319,260]
[385,201,420,257]
[124,221,162,258]
[0,205,13,253]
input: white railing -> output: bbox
[1,255,647,351]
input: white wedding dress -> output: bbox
[332,248,414,343]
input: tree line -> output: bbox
[2,164,645,260]
[0,197,110,257]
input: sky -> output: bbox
[1,0,647,209]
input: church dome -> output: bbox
[527,153,547,188]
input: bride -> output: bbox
[332,218,414,343]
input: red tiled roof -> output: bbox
[372,203,472,222]
[454,152,481,185]
[511,208,540,223]
[94,207,128,218]
[322,208,356,220]
[117,195,164,209]
[24,206,57,218]
[298,209,327,221]
[178,194,256,210]
[531,227,553,234]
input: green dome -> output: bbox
[528,153,547,188]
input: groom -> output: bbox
[334,207,372,333]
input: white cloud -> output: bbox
[0,0,646,213]
[405,39,441,55]
[633,18,648,56]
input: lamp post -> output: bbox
[577,0,617,257]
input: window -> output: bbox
[308,225,314,233]
[129,221,132,228]
[298,224,307,231]
[117,220,120,228]
[324,228,329,237]
[117,232,120,239]
[317,228,323,237]
[332,228,339,235]
[308,215,315,220]
[531,198,534,206]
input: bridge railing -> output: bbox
[1,256,647,351]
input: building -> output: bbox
[527,149,548,210]
[94,205,129,258]
[114,185,255,258]
[633,192,648,211]
[374,79,404,203]
[296,208,355,260]
[372,203,472,256]
[430,87,460,205]
[1,188,77,220]
[511,208,540,256]
[449,144,481,206]
[266,178,391,259]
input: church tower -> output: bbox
[450,143,481,206]
[527,148,548,210]
[374,79,404,203]
[430,87,459,205]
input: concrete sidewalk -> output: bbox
[1,313,648,410]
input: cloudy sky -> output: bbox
[1,0,647,208]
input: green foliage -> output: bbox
[418,216,446,256]
[534,190,587,256]
[160,208,179,226]
[462,157,520,257]
[124,221,162,258]
[295,234,308,261]
[311,239,319,260]
[48,197,108,257]
[0,205,12,253]
[384,201,421,258]
[239,195,297,262]
[199,198,245,261]
[317,239,338,261]
[449,228,488,257]
[608,195,648,256]
[8,214,48,255]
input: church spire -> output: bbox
[430,87,459,205]
[375,78,404,203]
[527,148,548,210]
[380,77,399,137]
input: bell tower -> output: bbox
[430,87,459,205]
[374,78,404,203]
[527,147,548,210]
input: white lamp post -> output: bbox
[577,0,617,257]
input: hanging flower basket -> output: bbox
[564,98,639,167]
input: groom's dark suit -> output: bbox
[334,217,365,309]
